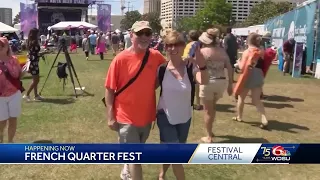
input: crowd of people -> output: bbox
[0,20,284,180]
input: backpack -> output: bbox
[57,62,68,79]
[158,63,195,107]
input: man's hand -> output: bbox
[108,119,119,131]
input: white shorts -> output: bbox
[199,79,227,100]
[0,91,22,121]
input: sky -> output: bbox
[2,0,144,20]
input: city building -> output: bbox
[226,0,298,22]
[0,8,13,26]
[144,0,161,14]
[160,0,203,29]
[88,15,124,31]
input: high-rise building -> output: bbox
[160,0,202,29]
[227,0,297,22]
[144,0,161,14]
[0,8,13,26]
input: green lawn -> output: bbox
[0,50,320,180]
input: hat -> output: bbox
[131,21,152,32]
[262,32,271,39]
[199,32,213,45]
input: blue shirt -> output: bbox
[88,34,97,45]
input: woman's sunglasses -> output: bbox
[166,43,185,48]
[135,30,152,37]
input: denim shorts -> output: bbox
[156,109,191,143]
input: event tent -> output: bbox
[48,21,97,30]
[0,22,19,33]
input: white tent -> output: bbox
[0,22,19,33]
[49,21,97,30]
[232,24,266,36]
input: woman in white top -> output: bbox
[157,30,208,180]
[198,28,233,143]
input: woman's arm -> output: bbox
[195,48,209,85]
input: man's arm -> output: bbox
[105,88,115,121]
[104,58,119,131]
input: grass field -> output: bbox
[1,50,320,180]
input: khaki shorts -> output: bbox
[118,123,152,143]
[199,79,227,100]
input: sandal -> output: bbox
[200,133,214,143]
[232,117,243,122]
[260,121,268,129]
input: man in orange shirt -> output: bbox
[105,21,166,180]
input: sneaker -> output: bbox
[120,164,132,180]
[23,95,31,102]
[34,95,44,101]
[86,57,89,61]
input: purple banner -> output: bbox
[20,3,38,39]
[97,4,111,32]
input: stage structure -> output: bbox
[34,0,93,34]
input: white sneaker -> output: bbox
[120,164,132,180]
[34,95,44,101]
[23,95,31,102]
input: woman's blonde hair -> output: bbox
[247,33,261,47]
[163,30,185,45]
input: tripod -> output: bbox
[39,39,84,98]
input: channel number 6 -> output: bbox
[261,147,270,156]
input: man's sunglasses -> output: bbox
[135,30,152,37]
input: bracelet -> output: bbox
[199,65,207,71]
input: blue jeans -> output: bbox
[156,109,191,143]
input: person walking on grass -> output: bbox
[233,33,268,129]
[23,28,43,101]
[82,34,90,60]
[96,32,106,60]
[224,27,238,82]
[88,31,97,55]
[0,37,22,143]
[157,30,208,180]
[197,28,233,143]
[104,21,166,180]
[182,30,203,110]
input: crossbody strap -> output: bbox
[114,48,150,97]
[102,49,150,106]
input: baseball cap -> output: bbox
[131,21,152,32]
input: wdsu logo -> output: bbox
[260,145,294,161]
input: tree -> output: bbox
[141,12,162,33]
[175,0,233,31]
[242,0,294,26]
[120,10,142,30]
[12,13,20,26]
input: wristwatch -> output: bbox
[199,65,207,71]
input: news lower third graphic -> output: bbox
[0,144,320,164]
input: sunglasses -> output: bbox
[135,30,152,37]
[166,43,185,48]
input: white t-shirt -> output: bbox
[40,35,46,42]
[124,34,132,49]
[157,67,193,125]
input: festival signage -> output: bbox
[97,4,111,32]
[264,1,317,68]
[38,9,82,33]
[20,3,38,39]
[292,42,304,78]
